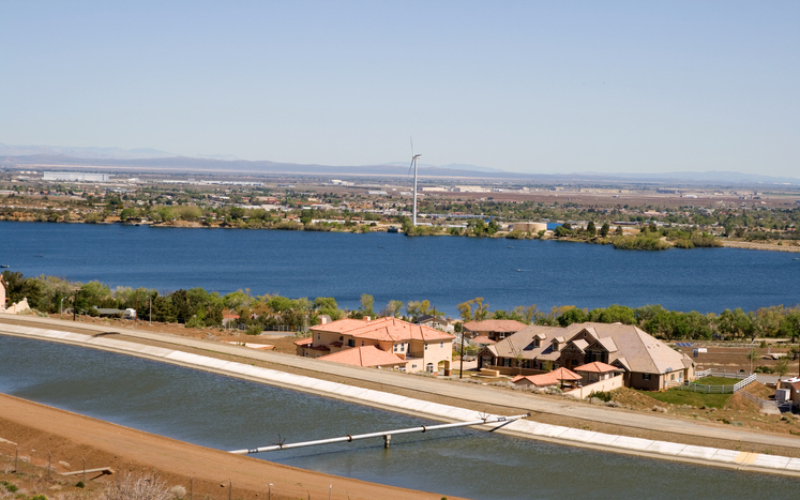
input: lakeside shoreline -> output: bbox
[3,316,800,479]
[3,217,797,252]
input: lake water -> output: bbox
[1,335,797,499]
[0,221,798,316]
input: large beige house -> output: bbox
[295,317,455,375]
[479,322,695,391]
[0,275,6,311]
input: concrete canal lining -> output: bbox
[2,321,800,478]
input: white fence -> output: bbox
[695,368,750,379]
[678,373,756,394]
[733,373,758,392]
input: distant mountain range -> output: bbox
[0,142,797,185]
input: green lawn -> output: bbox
[639,389,731,408]
[694,376,741,385]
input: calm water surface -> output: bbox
[0,336,797,499]
[0,221,799,316]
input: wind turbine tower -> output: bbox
[410,152,421,226]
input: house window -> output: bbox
[425,344,428,350]
[361,341,365,346]
[393,344,398,352]
[347,339,355,347]
[412,364,418,369]
[317,333,321,340]
[642,373,651,380]
[440,342,443,348]
[400,343,405,351]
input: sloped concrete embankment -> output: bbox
[1,323,800,478]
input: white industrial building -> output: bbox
[43,172,111,182]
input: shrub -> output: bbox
[104,472,171,500]
[590,390,614,402]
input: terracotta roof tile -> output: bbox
[318,346,407,367]
[574,361,620,374]
[470,335,496,345]
[311,317,454,342]
[463,319,527,333]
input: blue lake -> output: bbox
[0,221,798,316]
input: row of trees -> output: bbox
[0,271,444,332]
[4,271,798,341]
[455,297,800,341]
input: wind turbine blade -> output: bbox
[408,159,414,177]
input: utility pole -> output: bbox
[72,288,79,321]
[459,330,466,379]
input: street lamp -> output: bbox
[268,484,273,500]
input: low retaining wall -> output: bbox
[3,323,800,477]
[564,375,624,399]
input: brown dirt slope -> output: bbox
[0,394,467,500]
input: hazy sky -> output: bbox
[1,1,798,175]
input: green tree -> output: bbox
[775,357,790,378]
[600,222,610,238]
[457,300,474,321]
[360,294,375,317]
[385,300,404,318]
[586,221,596,237]
[557,307,588,327]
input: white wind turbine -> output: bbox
[408,138,421,226]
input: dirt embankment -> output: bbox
[722,240,800,253]
[0,394,466,500]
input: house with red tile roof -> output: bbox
[295,316,455,375]
[573,361,622,385]
[511,367,582,391]
[318,346,409,369]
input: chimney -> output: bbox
[364,316,371,321]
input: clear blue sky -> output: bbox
[1,1,798,175]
